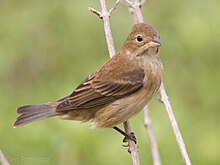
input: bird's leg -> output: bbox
[113,126,137,144]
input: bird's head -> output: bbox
[121,23,161,58]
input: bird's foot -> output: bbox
[113,126,137,147]
[122,132,137,144]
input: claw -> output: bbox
[113,126,137,147]
[122,143,129,147]
[122,132,137,144]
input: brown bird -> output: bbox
[14,23,163,142]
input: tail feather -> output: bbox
[14,104,58,128]
[17,104,52,114]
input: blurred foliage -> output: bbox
[0,0,219,164]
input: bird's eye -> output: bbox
[136,35,143,42]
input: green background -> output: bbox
[0,0,219,164]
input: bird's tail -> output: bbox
[13,103,59,128]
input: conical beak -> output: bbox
[148,36,161,47]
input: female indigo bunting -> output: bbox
[14,23,164,141]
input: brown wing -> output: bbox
[56,55,145,111]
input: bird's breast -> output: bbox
[93,58,163,128]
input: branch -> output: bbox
[121,0,192,164]
[89,1,140,165]
[144,106,161,165]
[89,7,102,18]
[109,0,120,15]
[120,0,144,23]
[89,0,118,57]
[159,83,192,165]
[123,121,140,165]
[0,150,10,165]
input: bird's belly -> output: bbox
[94,81,159,128]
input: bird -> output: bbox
[14,23,164,142]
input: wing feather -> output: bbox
[56,55,145,111]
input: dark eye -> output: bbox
[136,35,143,42]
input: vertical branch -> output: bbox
[89,1,140,165]
[160,83,191,165]
[0,150,10,165]
[144,106,161,165]
[130,0,144,23]
[99,0,116,57]
[123,121,140,165]
[121,0,192,165]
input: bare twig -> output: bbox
[99,0,116,57]
[109,0,120,15]
[89,0,140,165]
[139,0,146,7]
[123,121,140,165]
[120,0,133,7]
[120,0,144,23]
[121,0,192,164]
[89,7,102,18]
[144,106,161,165]
[0,150,10,165]
[89,1,116,56]
[160,83,191,165]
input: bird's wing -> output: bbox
[56,56,145,111]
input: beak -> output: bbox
[148,36,161,48]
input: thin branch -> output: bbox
[159,83,191,165]
[0,150,10,165]
[89,7,102,18]
[120,0,133,7]
[89,0,140,164]
[123,121,140,165]
[120,0,144,23]
[109,0,120,15]
[121,0,192,164]
[144,106,161,165]
[99,0,116,57]
[139,0,146,7]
